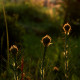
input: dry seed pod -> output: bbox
[53,66,59,71]
[10,45,18,55]
[41,35,52,47]
[63,23,71,35]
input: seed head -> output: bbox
[10,45,18,55]
[63,23,71,35]
[53,66,59,71]
[41,35,52,47]
[53,66,59,73]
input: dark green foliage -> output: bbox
[0,5,25,74]
[0,4,61,36]
[0,10,25,46]
[68,38,80,79]
[4,4,51,23]
[63,0,80,37]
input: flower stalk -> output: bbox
[10,45,18,80]
[65,34,68,80]
[42,46,47,80]
[41,35,52,80]
[63,23,71,80]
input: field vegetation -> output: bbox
[0,0,80,80]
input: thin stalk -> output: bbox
[1,34,4,73]
[41,46,47,80]
[65,34,68,80]
[21,57,24,80]
[14,55,17,80]
[2,2,9,70]
[35,59,40,80]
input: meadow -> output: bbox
[0,1,80,80]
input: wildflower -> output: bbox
[53,66,59,71]
[53,66,59,73]
[41,35,52,47]
[63,23,71,35]
[10,45,18,55]
[41,35,52,80]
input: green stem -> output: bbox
[42,46,47,80]
[14,55,17,80]
[2,1,9,70]
[65,34,68,80]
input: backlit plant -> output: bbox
[10,45,18,80]
[41,35,52,80]
[63,23,71,80]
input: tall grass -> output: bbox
[2,1,9,72]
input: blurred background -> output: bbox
[0,0,80,80]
